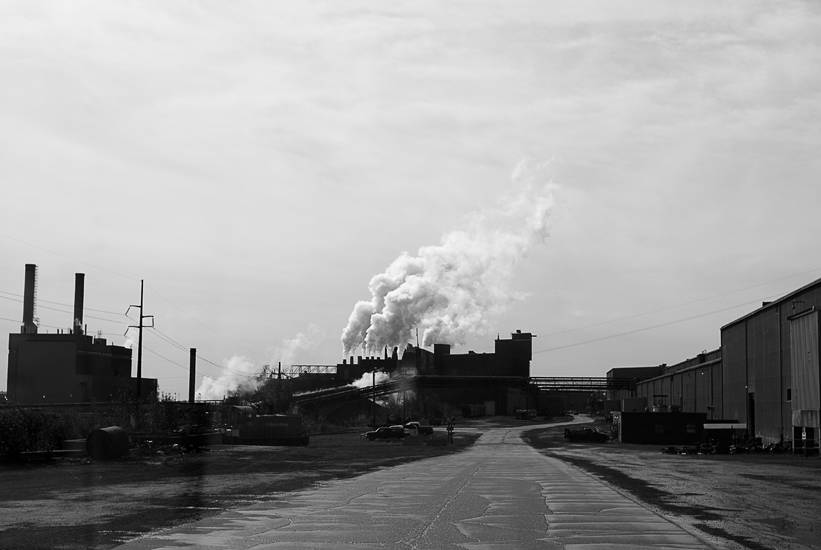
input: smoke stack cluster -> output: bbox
[341,159,557,357]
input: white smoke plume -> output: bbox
[197,355,257,400]
[196,325,326,400]
[341,159,557,356]
[272,323,326,367]
[351,370,390,389]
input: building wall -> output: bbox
[719,280,821,445]
[722,322,747,423]
[8,335,77,403]
[789,310,820,432]
[610,355,723,418]
[440,352,497,376]
[8,332,156,404]
[605,278,821,446]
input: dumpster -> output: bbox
[86,426,129,460]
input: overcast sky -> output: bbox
[2,1,820,399]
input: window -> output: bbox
[787,388,792,402]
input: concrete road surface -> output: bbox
[118,421,727,549]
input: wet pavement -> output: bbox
[117,421,726,549]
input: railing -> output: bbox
[531,377,633,391]
[288,365,338,375]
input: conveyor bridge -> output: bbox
[292,375,632,407]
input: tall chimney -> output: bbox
[74,273,85,335]
[22,264,38,334]
[189,348,197,403]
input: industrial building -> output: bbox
[609,277,821,451]
[6,265,157,404]
[330,330,535,381]
[289,331,537,417]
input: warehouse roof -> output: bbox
[720,276,821,331]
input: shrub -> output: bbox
[0,405,50,456]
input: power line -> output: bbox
[1,290,129,324]
[143,326,255,379]
[196,354,258,379]
[0,232,139,282]
[145,284,265,362]
[0,316,65,331]
[148,326,189,353]
[142,345,189,371]
[2,233,266,363]
[0,289,127,316]
[540,267,821,339]
[533,294,780,355]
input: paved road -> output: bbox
[119,422,725,549]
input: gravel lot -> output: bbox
[524,420,821,550]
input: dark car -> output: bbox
[563,427,609,442]
[365,426,406,441]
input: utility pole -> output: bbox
[127,280,153,398]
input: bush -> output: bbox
[0,405,77,456]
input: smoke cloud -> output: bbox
[351,370,390,389]
[197,355,257,400]
[272,323,326,367]
[341,159,557,356]
[196,324,326,400]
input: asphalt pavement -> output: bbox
[117,419,727,549]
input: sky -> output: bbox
[2,1,820,399]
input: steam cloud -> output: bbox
[197,355,257,401]
[351,370,390,389]
[197,324,326,400]
[341,159,557,357]
[274,324,326,367]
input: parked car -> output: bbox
[563,427,609,442]
[365,426,406,441]
[404,421,434,436]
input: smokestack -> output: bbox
[22,264,38,334]
[74,273,85,335]
[189,348,197,403]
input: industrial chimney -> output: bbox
[22,264,38,334]
[74,273,85,336]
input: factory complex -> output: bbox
[4,263,821,453]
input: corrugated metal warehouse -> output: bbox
[610,277,821,451]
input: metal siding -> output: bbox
[695,367,711,415]
[790,311,820,421]
[722,323,748,422]
[713,364,723,418]
[756,308,783,441]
